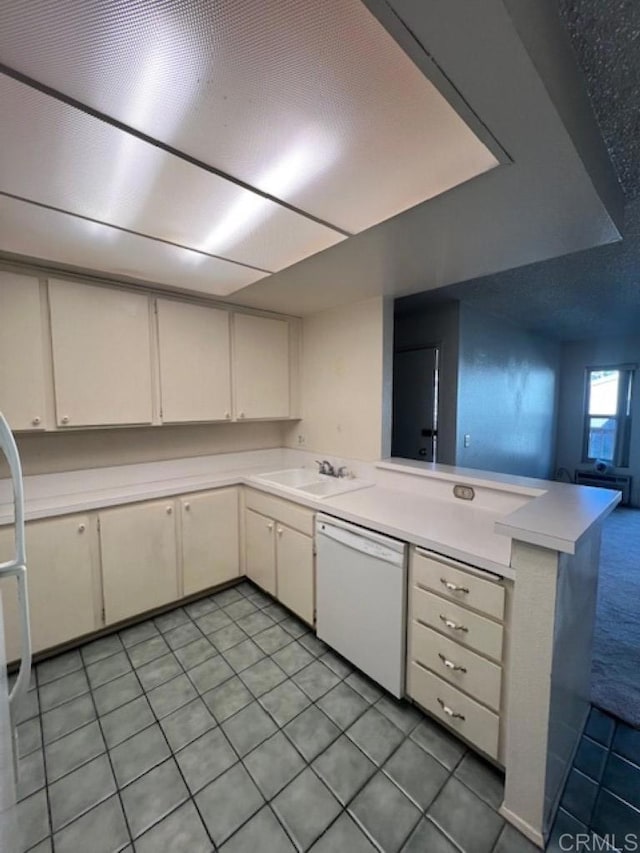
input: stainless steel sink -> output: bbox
[250,468,373,499]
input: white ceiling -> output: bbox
[0,0,499,299]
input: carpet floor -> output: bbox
[591,507,640,729]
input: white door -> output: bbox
[49,279,153,427]
[181,489,239,595]
[0,514,99,660]
[157,299,232,423]
[0,272,47,431]
[276,524,314,625]
[100,499,178,624]
[233,314,290,419]
[245,509,276,595]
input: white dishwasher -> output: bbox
[315,515,407,698]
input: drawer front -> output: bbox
[413,549,505,621]
[244,488,314,536]
[412,587,504,662]
[408,662,500,760]
[410,621,502,712]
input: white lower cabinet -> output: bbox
[406,546,508,762]
[245,509,277,596]
[0,485,315,662]
[243,490,315,624]
[276,523,314,624]
[0,514,100,661]
[99,499,179,625]
[181,489,239,595]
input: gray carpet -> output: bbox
[591,507,640,729]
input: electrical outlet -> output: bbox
[463,434,471,448]
[297,434,305,445]
[453,484,475,501]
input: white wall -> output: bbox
[456,304,560,478]
[285,297,390,461]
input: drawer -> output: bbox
[410,620,502,712]
[244,488,314,536]
[407,662,500,760]
[412,549,505,621]
[412,587,504,662]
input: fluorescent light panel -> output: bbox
[0,0,499,232]
[0,195,267,297]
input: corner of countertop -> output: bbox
[495,483,621,554]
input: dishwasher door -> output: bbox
[315,515,407,697]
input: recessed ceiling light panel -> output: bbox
[0,195,267,296]
[0,0,500,234]
[0,75,345,273]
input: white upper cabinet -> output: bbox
[49,279,153,427]
[157,298,231,423]
[0,272,47,431]
[233,313,290,419]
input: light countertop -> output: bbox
[0,449,621,578]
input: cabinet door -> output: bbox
[157,299,232,423]
[181,489,239,595]
[0,515,98,661]
[100,500,178,624]
[49,279,153,427]
[233,314,289,419]
[245,509,276,595]
[276,524,314,624]
[0,272,47,431]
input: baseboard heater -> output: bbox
[574,471,631,505]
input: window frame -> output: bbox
[582,365,634,467]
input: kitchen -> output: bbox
[0,1,635,852]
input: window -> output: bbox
[583,367,634,466]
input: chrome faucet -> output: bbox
[315,460,336,476]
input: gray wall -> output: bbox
[456,304,560,478]
[555,336,640,505]
[393,301,459,465]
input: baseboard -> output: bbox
[498,805,545,849]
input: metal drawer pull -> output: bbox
[439,615,468,632]
[440,578,469,594]
[437,698,465,720]
[438,653,467,673]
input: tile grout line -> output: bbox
[74,643,137,851]
[34,584,404,847]
[120,582,314,848]
[116,617,220,851]
[20,579,513,852]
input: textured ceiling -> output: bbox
[403,1,640,342]
[558,0,640,200]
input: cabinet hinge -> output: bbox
[101,606,106,624]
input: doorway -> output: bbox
[391,346,439,462]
